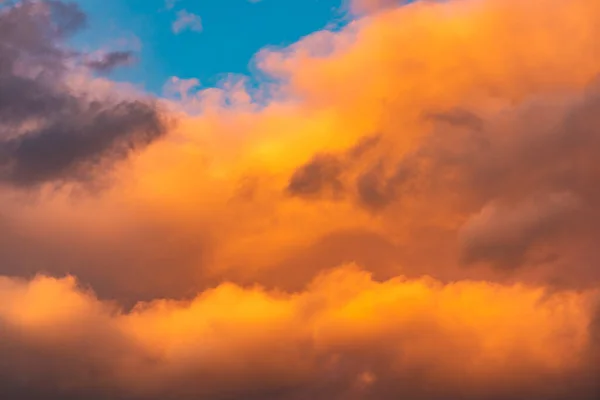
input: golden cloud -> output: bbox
[1,267,598,399]
[1,0,600,398]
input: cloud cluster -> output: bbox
[2,0,600,399]
[0,0,167,188]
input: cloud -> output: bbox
[163,76,201,101]
[2,0,599,293]
[287,153,345,198]
[2,0,600,398]
[0,267,599,400]
[84,50,136,73]
[165,0,178,10]
[0,0,168,188]
[172,10,202,34]
[459,193,580,267]
[347,0,408,15]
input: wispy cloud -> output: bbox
[84,50,136,73]
[164,0,179,10]
[172,10,202,34]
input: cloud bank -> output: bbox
[1,267,599,400]
[2,0,600,399]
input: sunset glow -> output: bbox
[1,1,600,399]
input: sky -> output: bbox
[1,0,600,400]
[69,0,348,94]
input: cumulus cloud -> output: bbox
[1,267,599,400]
[0,0,168,188]
[2,0,600,398]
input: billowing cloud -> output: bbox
[2,0,600,399]
[0,0,167,188]
[1,267,599,400]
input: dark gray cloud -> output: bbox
[0,1,179,307]
[355,160,414,210]
[85,50,136,73]
[287,153,344,198]
[422,91,600,270]
[0,0,167,188]
[368,89,600,275]
[285,83,600,285]
[0,211,213,306]
[286,134,381,201]
[458,192,580,267]
[0,99,165,186]
[285,133,421,211]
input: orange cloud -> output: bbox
[1,0,599,294]
[1,267,598,399]
[2,0,600,398]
